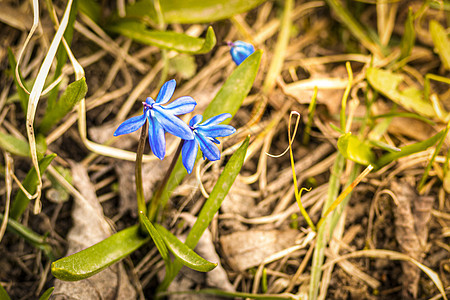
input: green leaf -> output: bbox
[38,287,54,300]
[139,212,170,264]
[337,133,375,165]
[0,213,56,260]
[0,283,11,300]
[78,0,101,24]
[7,48,29,114]
[398,8,415,66]
[367,67,437,118]
[159,137,249,290]
[10,154,56,220]
[430,20,450,70]
[376,128,446,168]
[39,78,88,134]
[0,132,30,157]
[52,225,149,281]
[107,22,216,54]
[324,0,382,55]
[155,224,217,272]
[169,54,197,79]
[203,50,263,120]
[124,0,265,24]
[152,50,262,218]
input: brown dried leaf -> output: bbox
[391,179,434,299]
[220,229,299,271]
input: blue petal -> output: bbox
[156,79,176,104]
[196,132,220,161]
[113,113,146,136]
[145,97,155,105]
[163,96,196,115]
[197,124,236,138]
[189,115,203,127]
[153,106,194,140]
[230,41,255,65]
[148,113,166,160]
[201,113,232,127]
[181,139,199,174]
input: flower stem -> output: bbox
[148,140,184,221]
[136,120,149,218]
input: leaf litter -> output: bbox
[0,0,449,299]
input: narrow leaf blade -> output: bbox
[40,77,88,134]
[38,287,54,300]
[155,224,217,272]
[10,154,57,220]
[186,136,249,248]
[376,129,445,168]
[0,132,30,157]
[107,23,216,54]
[139,212,170,263]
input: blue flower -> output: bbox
[182,113,236,174]
[114,79,196,160]
[228,41,255,65]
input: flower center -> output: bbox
[142,102,154,109]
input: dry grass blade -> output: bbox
[323,249,448,300]
[25,0,73,214]
[0,153,13,242]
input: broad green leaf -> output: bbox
[367,67,436,118]
[52,225,149,281]
[0,132,30,157]
[39,78,88,134]
[430,20,450,70]
[107,22,216,54]
[139,212,170,264]
[7,49,29,113]
[0,283,11,300]
[10,154,57,220]
[152,50,262,218]
[124,0,265,24]
[398,8,415,66]
[0,213,56,260]
[337,132,375,165]
[376,128,445,168]
[38,287,54,300]
[159,137,249,290]
[155,224,217,272]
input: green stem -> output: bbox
[148,140,184,221]
[0,213,57,260]
[303,86,318,145]
[136,120,149,218]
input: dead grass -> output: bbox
[0,0,449,299]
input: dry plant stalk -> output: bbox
[391,178,434,298]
